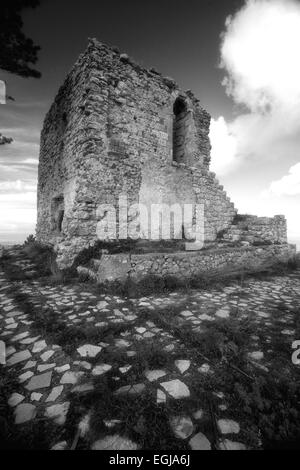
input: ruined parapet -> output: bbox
[223,214,288,244]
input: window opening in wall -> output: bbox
[173,97,188,163]
[57,209,64,233]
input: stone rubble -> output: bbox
[170,416,194,439]
[189,433,211,450]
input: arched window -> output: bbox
[173,97,188,163]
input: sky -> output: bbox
[0,0,299,248]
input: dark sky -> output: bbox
[6,0,245,121]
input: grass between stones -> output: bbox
[10,290,137,357]
[0,364,62,450]
[137,303,300,449]
[1,247,300,449]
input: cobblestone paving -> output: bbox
[1,248,300,450]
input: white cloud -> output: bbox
[210,0,300,175]
[22,158,39,165]
[221,0,300,113]
[1,140,39,157]
[0,180,37,193]
[0,80,6,105]
[0,191,36,205]
[0,191,37,235]
[264,162,300,196]
[209,117,238,175]
[0,179,37,235]
[0,139,39,183]
[0,223,18,233]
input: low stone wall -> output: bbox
[224,215,287,244]
[80,243,297,284]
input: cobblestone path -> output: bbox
[1,248,299,450]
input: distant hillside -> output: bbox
[0,240,20,247]
[0,233,28,246]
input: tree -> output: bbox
[0,1,41,144]
[0,0,41,78]
[0,134,13,145]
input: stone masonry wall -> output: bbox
[79,243,297,284]
[130,244,295,281]
[37,39,237,268]
[37,51,91,247]
[223,215,287,244]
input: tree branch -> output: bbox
[0,1,41,78]
[0,133,13,145]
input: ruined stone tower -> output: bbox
[37,39,293,274]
